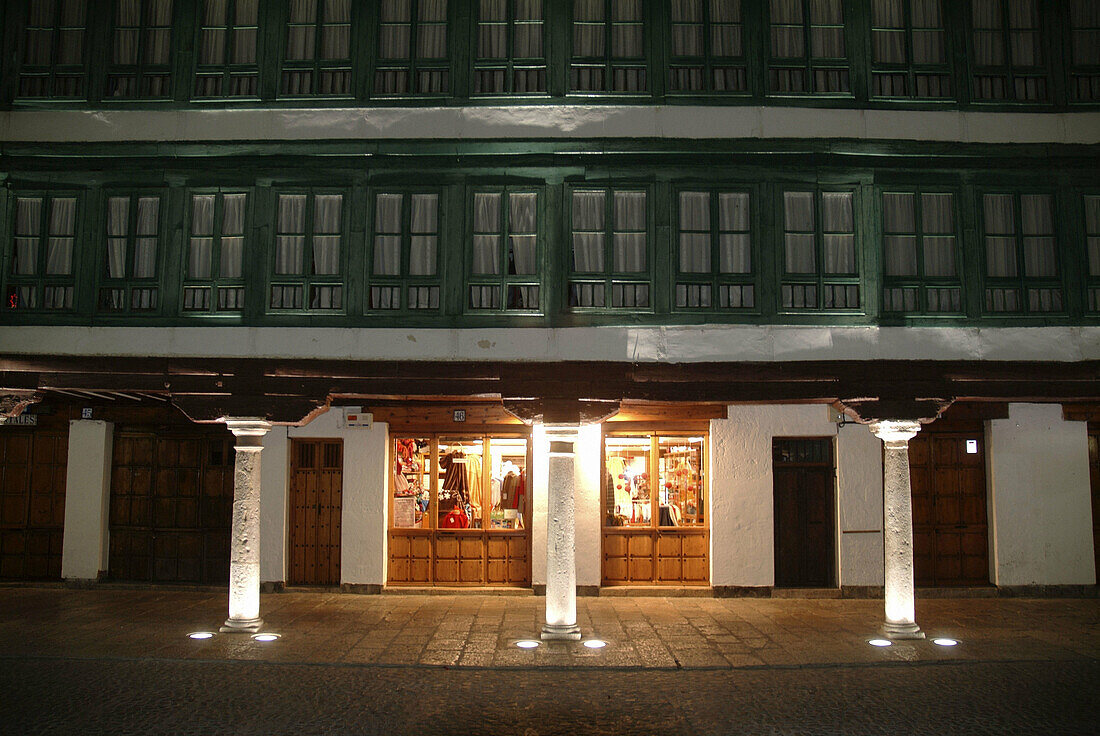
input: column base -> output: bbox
[882,621,925,640]
[220,617,264,634]
[541,622,582,641]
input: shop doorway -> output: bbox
[773,438,835,588]
[909,430,989,587]
[288,439,343,586]
[0,428,67,580]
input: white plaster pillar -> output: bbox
[869,420,925,640]
[61,420,114,581]
[541,424,581,641]
[221,418,271,633]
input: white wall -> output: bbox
[531,425,548,586]
[987,404,1096,586]
[574,423,603,588]
[836,425,885,587]
[258,427,289,584]
[61,420,114,581]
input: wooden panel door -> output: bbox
[0,430,67,580]
[773,439,835,588]
[909,431,989,586]
[289,440,342,585]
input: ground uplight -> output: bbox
[515,640,540,649]
[868,639,893,647]
[251,633,280,642]
[583,639,607,649]
[932,638,959,647]
[188,631,215,640]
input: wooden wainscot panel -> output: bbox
[367,402,524,432]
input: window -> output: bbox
[1067,0,1100,102]
[881,191,962,314]
[99,193,163,313]
[981,192,1062,313]
[182,192,248,314]
[369,191,442,311]
[270,192,344,311]
[569,188,650,309]
[780,189,860,310]
[281,0,351,96]
[767,0,850,95]
[5,194,79,311]
[970,0,1049,102]
[675,189,755,311]
[570,0,647,93]
[194,0,260,97]
[468,190,540,312]
[668,0,747,94]
[604,434,706,528]
[106,0,174,98]
[870,0,951,99]
[473,0,546,95]
[374,0,450,96]
[1082,195,1100,312]
[17,0,88,98]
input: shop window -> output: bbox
[668,0,747,95]
[1067,0,1100,102]
[106,0,174,98]
[570,0,647,93]
[980,192,1063,313]
[369,190,443,311]
[373,0,450,96]
[269,191,344,312]
[193,0,260,98]
[870,0,952,99]
[473,0,547,96]
[17,0,89,98]
[1083,195,1100,312]
[568,187,651,310]
[5,194,79,312]
[604,435,705,528]
[969,0,1049,102]
[467,189,540,312]
[881,190,962,314]
[780,189,860,311]
[182,191,248,314]
[280,0,351,97]
[767,0,850,95]
[675,189,755,311]
[99,193,163,313]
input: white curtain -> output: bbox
[409,193,438,276]
[145,0,173,65]
[784,191,815,273]
[199,0,227,64]
[912,0,945,64]
[322,0,351,60]
[479,0,506,58]
[472,192,501,275]
[1020,194,1056,277]
[613,191,645,272]
[133,197,159,278]
[679,192,710,273]
[287,0,317,60]
[373,193,403,275]
[574,0,605,57]
[113,0,140,64]
[509,193,537,274]
[1072,1,1100,65]
[821,192,854,274]
[811,0,845,59]
[380,0,411,59]
[221,193,246,278]
[46,198,76,276]
[572,191,605,272]
[514,0,543,57]
[972,0,1004,66]
[883,192,917,276]
[872,0,905,64]
[921,193,955,277]
[984,194,1017,277]
[312,194,342,275]
[189,194,215,279]
[611,1,643,58]
[719,192,751,273]
[418,0,448,58]
[276,194,306,275]
[14,199,42,276]
[107,196,129,278]
[1085,196,1100,276]
[770,0,804,58]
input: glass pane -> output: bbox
[489,436,528,528]
[658,436,705,526]
[572,191,605,230]
[392,436,430,529]
[604,436,650,526]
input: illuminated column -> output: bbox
[221,418,271,633]
[542,424,582,641]
[870,420,925,640]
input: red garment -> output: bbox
[440,507,469,529]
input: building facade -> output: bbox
[1,1,1098,634]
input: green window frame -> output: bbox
[98,191,165,314]
[105,0,175,99]
[568,186,652,311]
[570,0,648,94]
[193,0,261,98]
[368,189,443,312]
[668,0,748,95]
[767,0,851,95]
[1067,0,1100,103]
[869,0,952,99]
[4,192,80,312]
[280,0,352,97]
[969,0,1050,103]
[269,190,346,313]
[880,189,963,315]
[182,190,250,315]
[674,188,756,312]
[779,188,861,311]
[467,188,541,313]
[472,0,547,96]
[373,0,451,97]
[17,0,89,99]
[980,191,1063,314]
[1081,194,1100,312]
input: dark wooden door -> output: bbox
[0,429,67,580]
[909,431,989,586]
[773,439,835,588]
[289,439,342,585]
[108,432,234,584]
[1088,428,1099,578]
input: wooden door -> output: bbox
[909,431,989,586]
[0,429,67,580]
[1087,428,1099,578]
[289,439,342,585]
[773,439,835,588]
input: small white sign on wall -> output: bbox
[342,408,373,429]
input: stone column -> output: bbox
[221,418,271,633]
[541,425,581,641]
[869,420,925,639]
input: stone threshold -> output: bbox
[381,586,534,596]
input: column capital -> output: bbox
[543,423,580,455]
[869,420,921,448]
